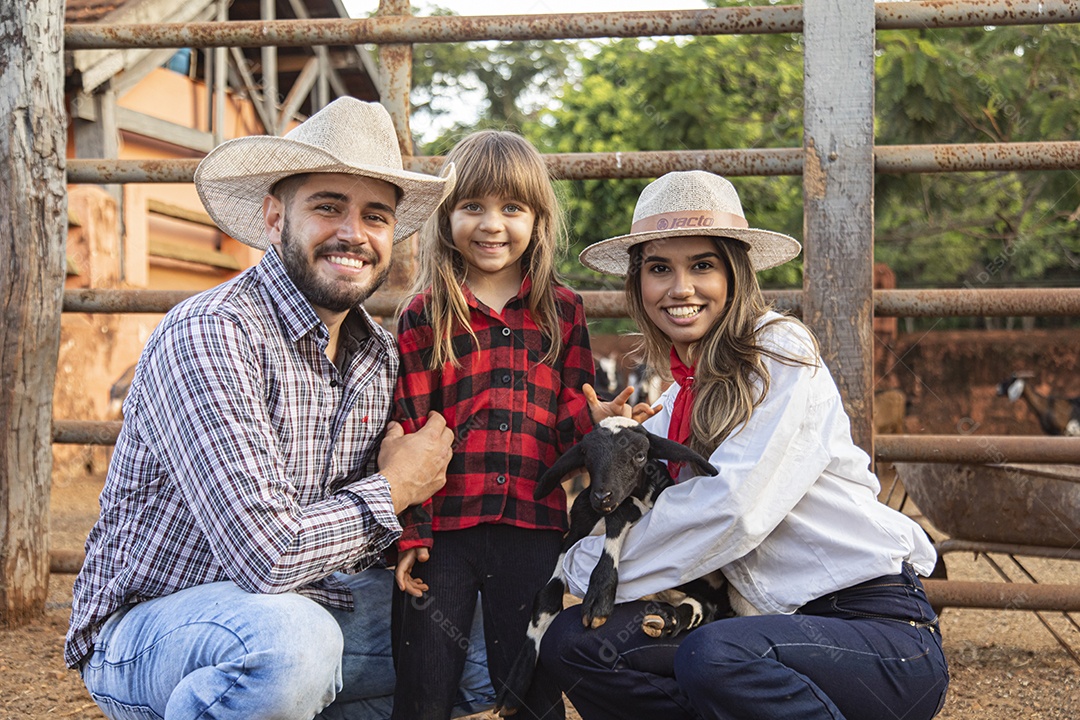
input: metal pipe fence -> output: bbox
[65,140,1080,183]
[62,1,1080,51]
[61,287,1080,318]
[47,0,1080,614]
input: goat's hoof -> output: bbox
[581,591,615,629]
[641,614,665,638]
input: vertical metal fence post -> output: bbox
[377,0,419,294]
[260,0,279,135]
[377,0,415,156]
[802,0,877,453]
[213,0,227,145]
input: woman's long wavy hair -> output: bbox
[626,237,818,457]
[406,130,566,369]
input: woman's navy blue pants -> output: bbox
[539,564,949,720]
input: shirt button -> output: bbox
[502,327,511,337]
[496,475,507,484]
[499,423,509,431]
[502,374,511,384]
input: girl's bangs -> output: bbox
[450,143,550,211]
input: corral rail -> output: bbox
[3,0,1079,622]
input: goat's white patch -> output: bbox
[527,611,558,642]
[682,597,705,628]
[598,416,639,432]
[551,553,567,581]
[603,523,634,568]
[1066,419,1080,436]
[1007,378,1025,402]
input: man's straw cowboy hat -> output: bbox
[579,171,801,275]
[196,97,456,249]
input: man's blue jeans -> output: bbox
[80,568,494,719]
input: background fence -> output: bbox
[3,0,1080,622]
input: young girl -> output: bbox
[391,130,609,720]
[540,171,950,720]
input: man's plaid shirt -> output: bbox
[65,249,401,668]
[393,280,595,550]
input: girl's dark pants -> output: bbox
[540,563,949,720]
[391,524,565,720]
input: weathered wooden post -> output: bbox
[0,0,68,623]
[801,0,876,454]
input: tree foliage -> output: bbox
[407,2,1080,298]
[529,33,806,291]
[874,24,1080,289]
[409,7,573,153]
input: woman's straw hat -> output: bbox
[195,98,456,249]
[579,171,801,275]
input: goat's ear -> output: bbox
[535,444,586,499]
[644,431,718,476]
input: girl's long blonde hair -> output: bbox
[626,237,818,457]
[408,130,566,369]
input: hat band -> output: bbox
[630,210,748,234]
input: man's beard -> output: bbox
[278,216,392,313]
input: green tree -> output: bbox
[404,2,1080,303]
[409,7,575,153]
[530,32,806,291]
[531,17,1080,298]
[874,24,1080,291]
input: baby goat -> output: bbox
[495,417,731,717]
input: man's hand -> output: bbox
[395,547,431,597]
[584,383,660,425]
[379,412,453,514]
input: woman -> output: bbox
[540,171,949,720]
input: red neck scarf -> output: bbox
[667,347,696,478]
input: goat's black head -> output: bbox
[534,417,718,514]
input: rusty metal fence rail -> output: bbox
[60,2,1080,51]
[51,0,1080,613]
[64,140,1080,183]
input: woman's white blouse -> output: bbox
[563,313,937,615]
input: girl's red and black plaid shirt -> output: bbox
[393,279,595,550]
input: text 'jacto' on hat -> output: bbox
[195,97,456,250]
[578,170,801,276]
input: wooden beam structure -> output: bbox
[0,0,67,623]
[71,92,217,153]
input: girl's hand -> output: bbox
[395,547,431,597]
[584,383,661,425]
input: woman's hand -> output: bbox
[584,383,661,425]
[394,547,431,597]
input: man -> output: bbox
[66,98,493,719]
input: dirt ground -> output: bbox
[3,469,1078,719]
